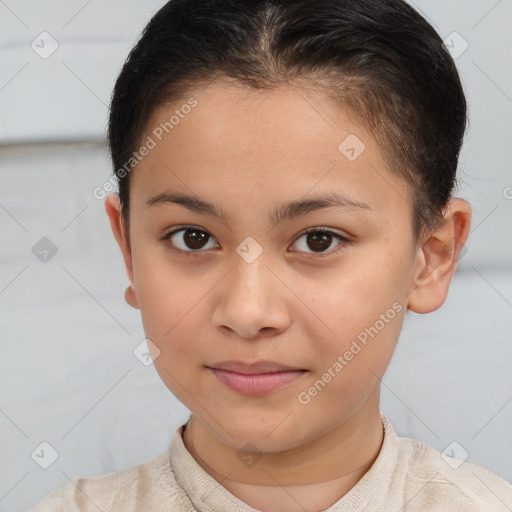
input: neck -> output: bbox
[182,393,384,510]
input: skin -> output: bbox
[106,77,471,511]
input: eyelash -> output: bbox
[160,225,351,259]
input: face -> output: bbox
[118,78,420,452]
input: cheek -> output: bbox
[298,297,404,416]
[140,276,204,397]
[305,251,407,370]
[133,271,197,367]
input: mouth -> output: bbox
[206,360,308,396]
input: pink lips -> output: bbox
[207,360,307,396]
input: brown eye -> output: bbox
[306,231,333,252]
[164,226,218,253]
[183,229,209,249]
[291,228,349,257]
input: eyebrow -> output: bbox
[146,190,371,225]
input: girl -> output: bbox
[31,0,512,510]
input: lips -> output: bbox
[207,360,307,396]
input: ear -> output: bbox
[104,194,140,309]
[407,198,471,314]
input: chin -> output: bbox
[205,411,310,453]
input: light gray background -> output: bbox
[1,1,511,510]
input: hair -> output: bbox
[107,0,467,240]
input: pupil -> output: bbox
[307,232,331,252]
[185,229,208,249]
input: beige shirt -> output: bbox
[29,414,512,511]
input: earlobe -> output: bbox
[124,283,140,309]
[104,194,140,310]
[407,198,471,314]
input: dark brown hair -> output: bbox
[108,0,467,239]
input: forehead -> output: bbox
[130,78,413,223]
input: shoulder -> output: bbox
[395,434,512,510]
[28,451,191,512]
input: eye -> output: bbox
[290,227,350,258]
[161,225,350,258]
[162,225,218,254]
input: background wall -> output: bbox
[0,1,511,510]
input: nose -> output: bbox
[211,250,291,340]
